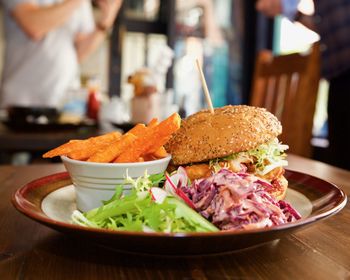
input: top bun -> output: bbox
[165,105,282,165]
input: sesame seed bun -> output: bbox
[165,105,282,165]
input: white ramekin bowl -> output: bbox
[61,155,171,212]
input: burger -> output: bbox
[164,105,289,201]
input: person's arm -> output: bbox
[74,0,123,62]
[256,0,284,18]
[256,0,315,30]
[74,29,106,63]
[11,0,83,41]
[256,0,302,20]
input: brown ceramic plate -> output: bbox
[12,170,347,256]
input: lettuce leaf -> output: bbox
[71,173,218,233]
[209,138,288,175]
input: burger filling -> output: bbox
[181,138,288,200]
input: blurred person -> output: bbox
[0,0,122,109]
[175,0,229,112]
[256,0,350,170]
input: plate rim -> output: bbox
[12,170,348,238]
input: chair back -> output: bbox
[250,43,320,157]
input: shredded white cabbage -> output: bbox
[210,138,288,175]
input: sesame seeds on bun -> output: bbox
[165,105,282,166]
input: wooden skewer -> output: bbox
[196,59,214,114]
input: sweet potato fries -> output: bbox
[43,113,181,163]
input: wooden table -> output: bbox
[1,154,349,279]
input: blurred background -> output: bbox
[0,0,330,166]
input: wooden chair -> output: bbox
[250,43,320,158]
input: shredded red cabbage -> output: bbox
[177,169,301,231]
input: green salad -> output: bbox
[71,172,218,233]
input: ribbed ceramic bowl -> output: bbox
[61,155,172,212]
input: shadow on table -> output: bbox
[31,233,287,275]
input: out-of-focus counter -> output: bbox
[0,122,100,163]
